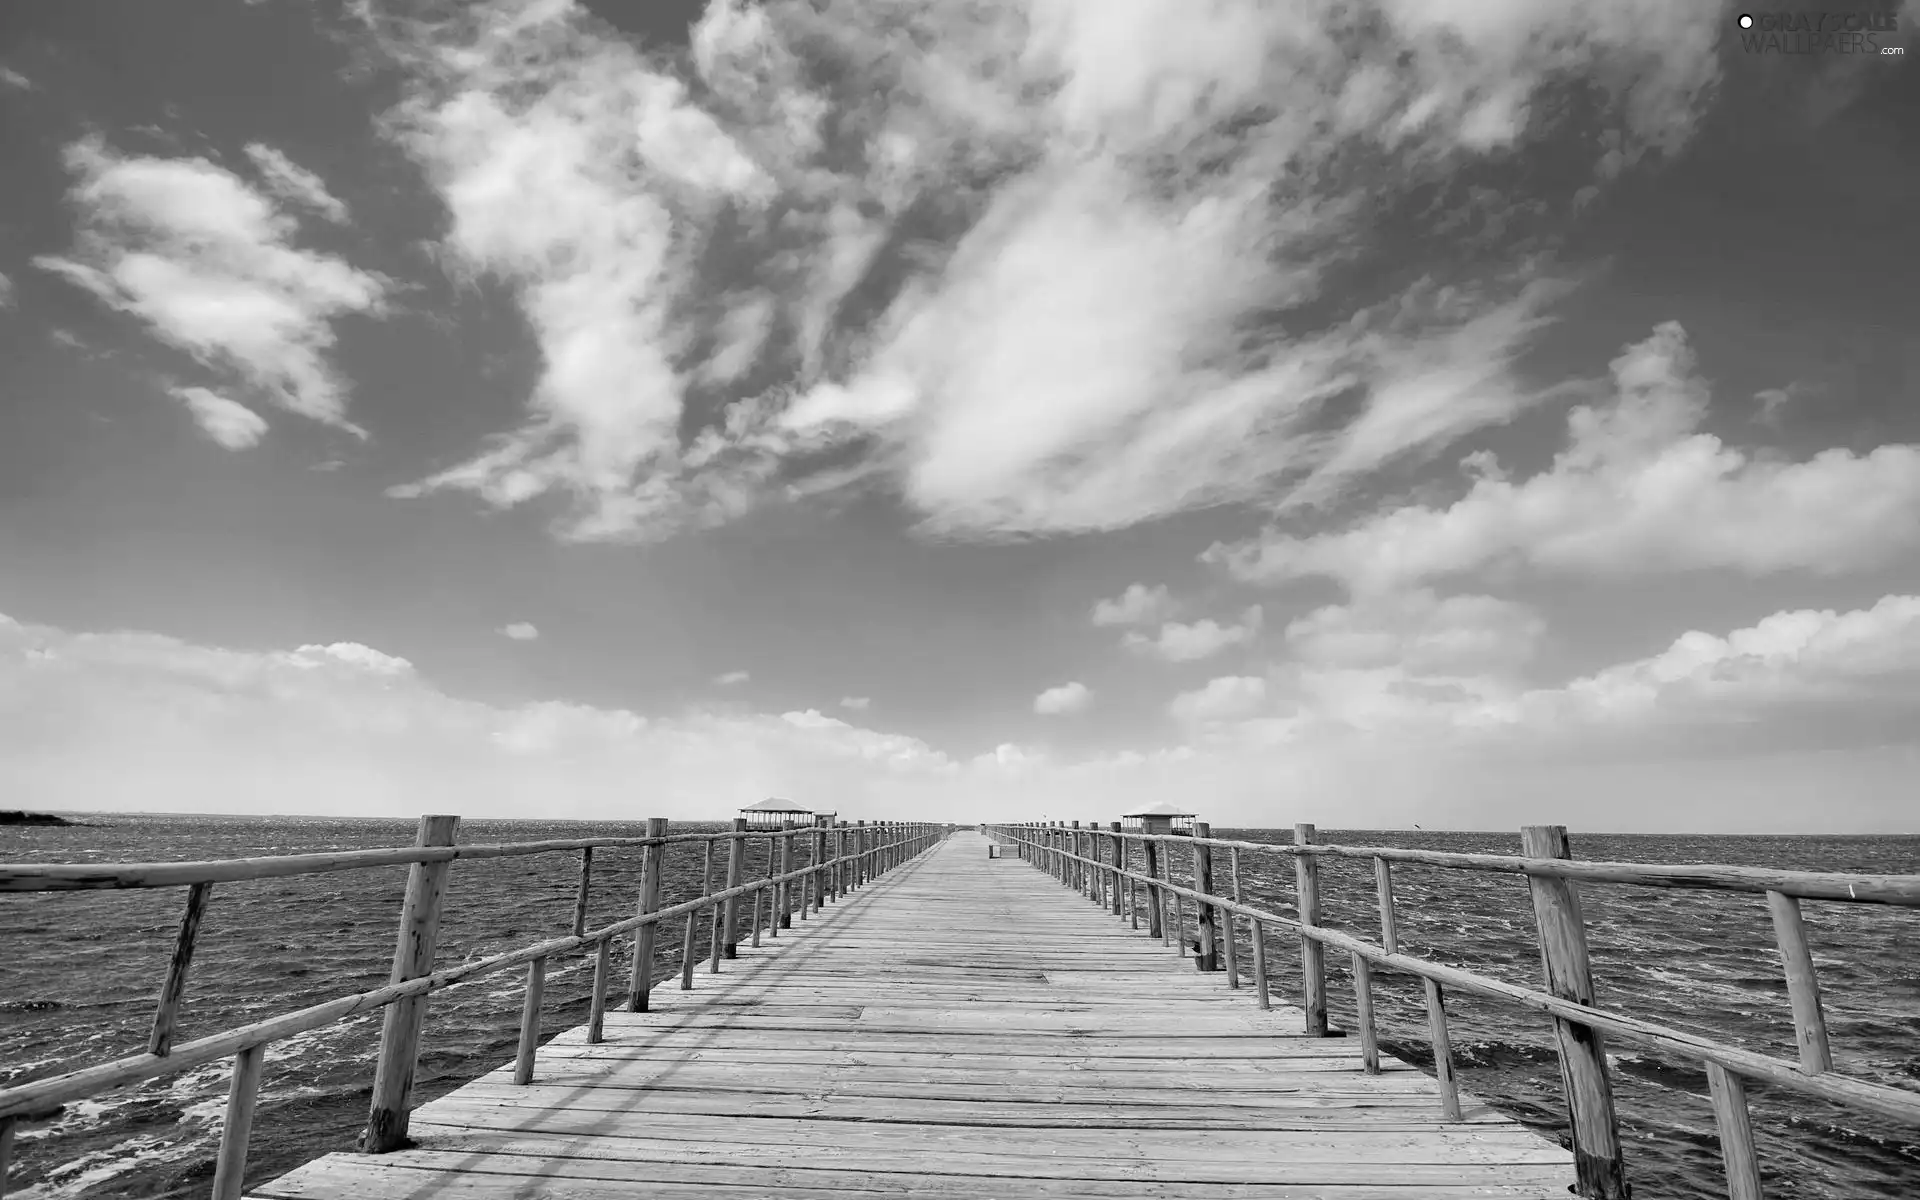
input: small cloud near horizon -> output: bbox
[715,670,751,685]
[1033,682,1092,716]
[840,696,871,710]
[498,622,539,641]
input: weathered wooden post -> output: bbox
[1425,978,1462,1120]
[1109,822,1124,917]
[1231,847,1270,1009]
[1768,891,1832,1073]
[855,820,867,888]
[1143,836,1164,940]
[586,937,612,1043]
[628,817,668,1011]
[1088,816,1105,907]
[1295,823,1327,1037]
[1191,821,1220,972]
[149,880,213,1055]
[1708,1064,1764,1200]
[364,813,459,1153]
[685,838,714,985]
[813,815,829,912]
[513,956,546,1084]
[1521,824,1627,1199]
[210,1041,266,1200]
[722,818,747,959]
[779,821,796,928]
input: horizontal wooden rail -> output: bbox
[1,825,851,893]
[1031,827,1920,907]
[1,818,948,1199]
[986,822,1920,1200]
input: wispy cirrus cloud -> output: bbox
[365,0,1725,545]
[34,136,386,436]
[243,143,350,223]
[714,669,751,686]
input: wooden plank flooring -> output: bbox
[251,832,1575,1198]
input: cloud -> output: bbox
[714,670,751,685]
[1033,681,1092,715]
[0,67,31,91]
[368,0,1724,544]
[1211,323,1920,594]
[34,137,386,435]
[1285,590,1544,676]
[1168,676,1268,725]
[498,622,540,641]
[243,144,350,223]
[170,386,269,450]
[1124,606,1264,664]
[1091,583,1177,628]
[1,608,1913,830]
[0,270,13,309]
[839,695,871,711]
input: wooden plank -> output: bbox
[249,831,1572,1199]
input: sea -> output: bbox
[2,817,1916,1199]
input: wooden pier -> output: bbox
[245,831,1573,1199]
[8,816,1917,1199]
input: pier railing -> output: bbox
[0,817,945,1199]
[984,820,1920,1200]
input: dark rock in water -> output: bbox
[0,810,76,826]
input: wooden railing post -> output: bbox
[1354,954,1380,1074]
[1295,823,1327,1037]
[779,821,794,925]
[1708,1064,1765,1200]
[1236,848,1271,1009]
[684,838,714,987]
[586,936,612,1044]
[1192,822,1220,972]
[149,880,213,1056]
[1088,817,1104,907]
[855,820,867,888]
[1109,822,1123,917]
[722,818,747,959]
[363,813,459,1154]
[513,957,545,1084]
[1767,891,1832,1073]
[1522,824,1627,1199]
[210,1041,266,1200]
[1424,978,1462,1120]
[1143,835,1164,940]
[571,847,593,938]
[627,818,668,1011]
[813,817,828,912]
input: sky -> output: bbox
[1,0,1918,831]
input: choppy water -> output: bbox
[2,819,1916,1199]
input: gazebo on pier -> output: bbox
[1120,802,1197,836]
[739,798,815,830]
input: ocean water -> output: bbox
[0,819,1915,1199]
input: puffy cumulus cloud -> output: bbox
[365,0,1724,544]
[1168,675,1268,725]
[839,695,871,711]
[0,609,1913,829]
[1123,606,1263,664]
[1033,681,1092,715]
[1091,583,1177,628]
[498,621,540,641]
[1534,596,1920,730]
[1212,323,1920,594]
[33,137,387,435]
[170,386,269,450]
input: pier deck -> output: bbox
[249,832,1575,1198]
